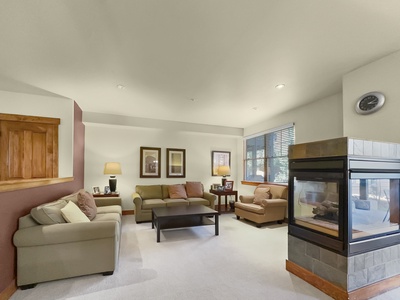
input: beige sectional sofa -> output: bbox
[13,191,122,289]
[132,182,216,223]
[235,183,288,227]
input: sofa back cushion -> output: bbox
[168,184,188,199]
[61,201,90,223]
[186,181,204,197]
[136,185,163,199]
[258,184,288,200]
[30,199,68,225]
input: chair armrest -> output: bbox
[239,195,255,203]
[132,192,143,211]
[203,192,216,206]
[13,221,119,247]
[261,199,287,208]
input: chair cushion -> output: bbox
[77,189,97,220]
[61,201,90,223]
[235,202,265,214]
[253,187,272,204]
[30,199,68,225]
[168,184,188,199]
[186,181,203,197]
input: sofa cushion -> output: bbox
[187,197,209,206]
[77,189,97,220]
[136,185,163,200]
[253,187,272,204]
[164,198,189,207]
[30,199,68,225]
[97,205,122,215]
[168,184,188,199]
[92,212,121,225]
[186,181,203,197]
[61,201,90,223]
[142,199,167,210]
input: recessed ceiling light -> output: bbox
[252,107,258,110]
[275,84,285,89]
[117,84,125,90]
[190,98,196,102]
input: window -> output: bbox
[244,124,294,183]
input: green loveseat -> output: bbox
[132,182,216,223]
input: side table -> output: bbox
[209,189,238,214]
[92,193,122,207]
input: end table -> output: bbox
[209,189,238,214]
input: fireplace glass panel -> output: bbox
[293,178,340,237]
[350,178,400,240]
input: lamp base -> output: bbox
[222,177,227,187]
[109,177,117,193]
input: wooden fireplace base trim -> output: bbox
[286,259,400,300]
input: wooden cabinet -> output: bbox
[0,113,60,181]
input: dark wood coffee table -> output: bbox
[152,206,219,242]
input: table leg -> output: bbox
[157,219,161,243]
[218,195,221,214]
[152,210,154,229]
[215,214,219,236]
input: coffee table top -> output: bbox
[152,205,217,218]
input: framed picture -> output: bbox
[224,180,234,191]
[212,183,221,190]
[93,186,100,194]
[166,148,186,178]
[211,151,231,176]
[140,147,161,178]
[104,186,111,194]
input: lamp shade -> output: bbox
[103,162,122,175]
[217,165,230,176]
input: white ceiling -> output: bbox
[1,0,400,128]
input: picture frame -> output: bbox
[211,151,231,176]
[140,147,161,178]
[212,183,221,190]
[93,186,100,194]
[104,186,111,194]
[224,180,234,191]
[166,148,186,178]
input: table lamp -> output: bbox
[104,162,122,193]
[217,165,231,186]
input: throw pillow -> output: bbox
[30,199,68,225]
[186,181,203,197]
[61,201,90,223]
[77,189,97,220]
[253,187,272,205]
[168,184,188,199]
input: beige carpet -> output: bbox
[10,214,400,300]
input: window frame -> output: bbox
[243,123,294,184]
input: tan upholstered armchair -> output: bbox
[235,183,288,227]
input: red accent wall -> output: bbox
[0,102,85,294]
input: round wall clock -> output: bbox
[355,91,385,115]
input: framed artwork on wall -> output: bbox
[166,148,186,178]
[211,151,231,176]
[140,147,161,178]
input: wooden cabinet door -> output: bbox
[0,114,59,181]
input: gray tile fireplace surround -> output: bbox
[288,235,400,291]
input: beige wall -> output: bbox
[83,117,242,210]
[343,50,400,143]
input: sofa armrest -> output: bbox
[13,221,119,247]
[132,192,143,210]
[239,195,255,203]
[203,192,216,206]
[261,199,287,208]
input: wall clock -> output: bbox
[355,91,385,115]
